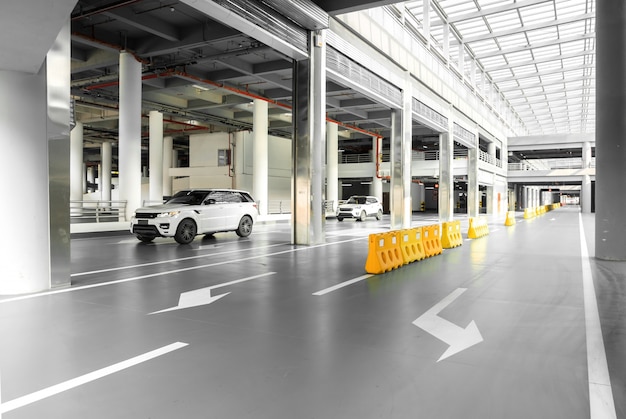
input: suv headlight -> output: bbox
[157,211,180,217]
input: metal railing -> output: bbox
[70,200,127,223]
[340,148,472,164]
[267,200,291,214]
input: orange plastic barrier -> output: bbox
[441,221,462,249]
[467,217,489,239]
[365,231,403,274]
[423,224,443,257]
[400,227,426,264]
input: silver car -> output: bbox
[336,195,383,221]
[130,189,258,244]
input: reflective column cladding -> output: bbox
[596,0,626,260]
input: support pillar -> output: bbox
[372,136,383,202]
[118,51,142,220]
[1,19,71,294]
[292,30,326,245]
[70,122,84,202]
[149,110,163,203]
[467,146,479,218]
[101,141,112,201]
[253,99,269,216]
[326,122,339,213]
[581,141,592,213]
[438,132,454,222]
[390,73,413,229]
[162,136,173,197]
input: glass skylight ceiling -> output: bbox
[403,0,595,135]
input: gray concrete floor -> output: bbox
[0,207,624,418]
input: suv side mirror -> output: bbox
[205,198,216,205]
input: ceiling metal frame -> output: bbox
[403,0,596,136]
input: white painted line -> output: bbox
[72,242,290,277]
[578,213,617,419]
[313,274,373,296]
[0,237,366,304]
[0,342,188,415]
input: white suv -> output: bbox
[130,189,258,244]
[336,195,383,221]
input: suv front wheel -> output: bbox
[174,219,197,244]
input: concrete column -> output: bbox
[371,136,383,202]
[253,99,269,216]
[326,122,339,213]
[101,141,112,201]
[149,110,163,203]
[423,0,431,47]
[467,146,479,218]
[292,30,326,245]
[162,136,173,197]
[438,132,454,221]
[443,22,450,65]
[87,166,95,189]
[390,74,413,230]
[581,141,592,213]
[118,51,142,220]
[70,122,84,201]
[1,20,71,294]
[459,42,466,76]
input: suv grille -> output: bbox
[135,212,158,219]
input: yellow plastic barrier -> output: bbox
[365,231,403,274]
[441,221,462,248]
[468,217,489,239]
[423,224,443,257]
[400,227,426,264]
[523,208,534,219]
[504,211,516,226]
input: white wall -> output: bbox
[235,131,291,201]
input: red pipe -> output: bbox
[79,67,385,141]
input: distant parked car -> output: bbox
[130,189,258,244]
[336,195,383,221]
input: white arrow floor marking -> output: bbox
[413,288,483,362]
[150,272,276,314]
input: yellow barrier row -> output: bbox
[523,203,561,219]
[365,224,443,274]
[441,221,463,248]
[467,217,489,239]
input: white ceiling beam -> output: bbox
[463,13,594,44]
[487,50,594,72]
[446,0,553,24]
[475,33,595,59]
[499,75,594,92]
[493,63,593,83]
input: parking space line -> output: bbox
[72,242,290,277]
[313,274,373,296]
[0,342,188,415]
[0,237,366,305]
[579,213,617,419]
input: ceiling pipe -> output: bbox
[78,68,385,140]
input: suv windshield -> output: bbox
[346,196,367,205]
[166,191,209,205]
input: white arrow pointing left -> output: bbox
[413,288,483,362]
[150,272,276,315]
